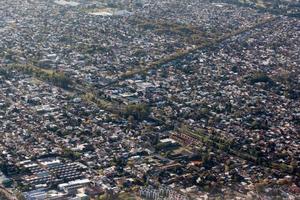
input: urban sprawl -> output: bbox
[0,0,299,199]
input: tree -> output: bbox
[231,66,238,73]
[51,72,72,89]
[2,179,13,188]
[248,71,274,85]
[124,103,151,121]
[62,148,81,161]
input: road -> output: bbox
[0,186,18,200]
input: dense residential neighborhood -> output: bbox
[0,0,299,199]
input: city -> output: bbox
[0,0,299,199]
